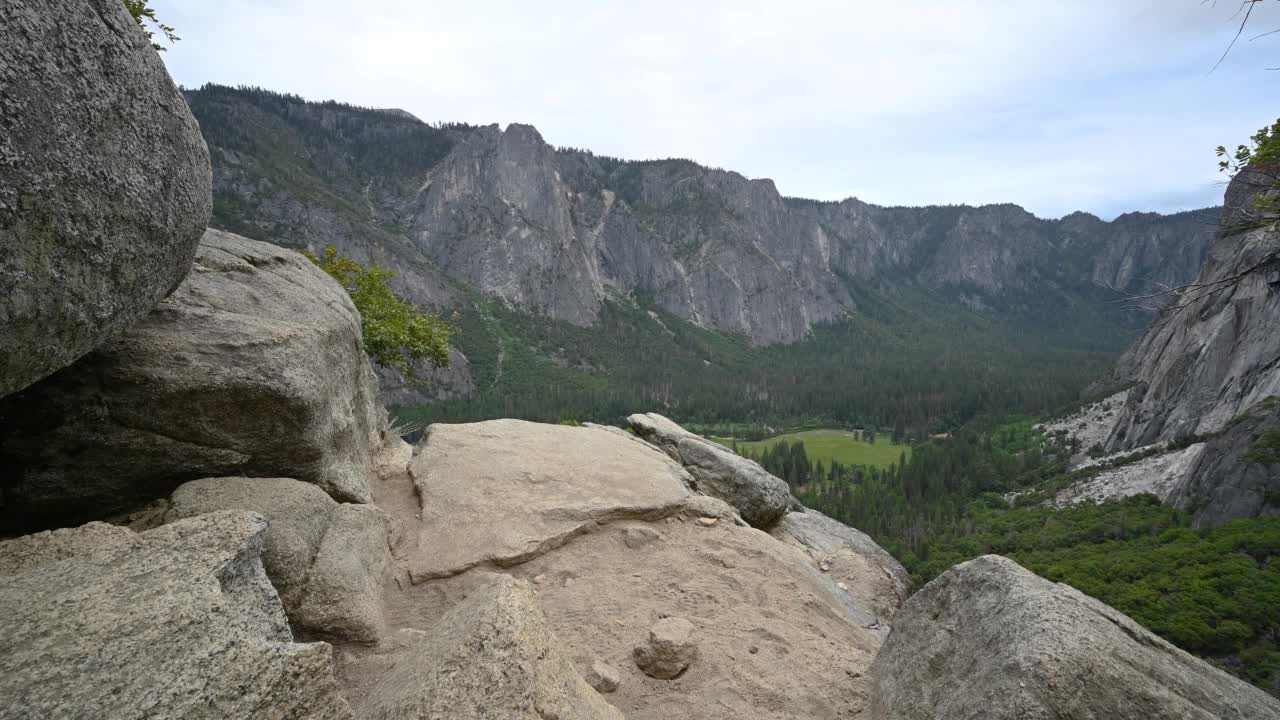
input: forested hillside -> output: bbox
[188,84,1219,435]
[777,418,1280,695]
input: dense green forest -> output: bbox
[395,286,1125,436]
[779,420,1280,695]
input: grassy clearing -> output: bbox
[711,429,911,470]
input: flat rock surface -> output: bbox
[406,419,693,580]
[869,554,1280,720]
[0,0,211,397]
[0,511,352,720]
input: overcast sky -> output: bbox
[158,1,1279,219]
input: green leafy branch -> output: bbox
[1217,118,1280,233]
[122,0,178,51]
[305,247,453,382]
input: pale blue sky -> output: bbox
[157,1,1279,219]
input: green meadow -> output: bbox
[710,429,911,470]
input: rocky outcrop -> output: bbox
[1107,173,1280,450]
[166,477,389,642]
[769,509,910,622]
[359,575,622,719]
[868,555,1280,720]
[633,617,698,679]
[0,229,385,530]
[0,511,353,720]
[339,418,898,719]
[626,413,793,528]
[187,84,1214,347]
[0,0,211,397]
[1168,403,1280,528]
[406,418,696,581]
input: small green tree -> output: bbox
[122,0,178,51]
[305,247,452,381]
[1218,118,1280,233]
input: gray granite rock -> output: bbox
[634,617,698,680]
[166,477,388,642]
[627,412,792,528]
[769,509,910,621]
[360,574,621,719]
[0,0,211,397]
[0,520,137,576]
[0,511,352,720]
[868,555,1280,720]
[290,503,389,642]
[0,230,385,530]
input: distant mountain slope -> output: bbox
[185,84,1219,426]
[186,84,1216,346]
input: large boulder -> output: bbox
[0,229,385,530]
[359,575,622,720]
[868,555,1280,720]
[626,412,793,527]
[348,418,894,719]
[0,0,211,397]
[166,477,389,642]
[0,511,353,720]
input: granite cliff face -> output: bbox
[188,85,1216,348]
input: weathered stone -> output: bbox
[0,0,211,397]
[290,503,389,642]
[585,660,621,694]
[0,521,137,577]
[353,418,892,718]
[407,419,693,581]
[0,230,385,530]
[0,511,352,720]
[634,617,698,679]
[168,478,335,610]
[166,477,388,642]
[868,555,1280,720]
[769,509,910,621]
[626,413,792,528]
[360,575,621,719]
[622,526,661,549]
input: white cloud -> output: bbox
[158,0,1280,217]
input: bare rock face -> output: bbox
[0,0,211,397]
[189,86,1216,347]
[769,509,910,622]
[1107,172,1280,451]
[166,477,388,642]
[626,412,793,528]
[0,230,385,530]
[0,511,353,720]
[868,555,1280,720]
[360,575,622,720]
[634,617,698,679]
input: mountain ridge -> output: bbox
[188,83,1218,347]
